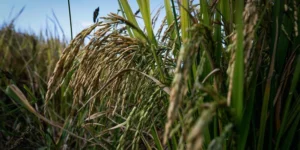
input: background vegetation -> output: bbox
[1,0,299,149]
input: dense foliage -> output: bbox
[1,0,299,149]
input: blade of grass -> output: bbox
[118,0,143,39]
[170,0,181,48]
[5,84,94,144]
[220,0,230,25]
[117,0,134,37]
[276,55,300,149]
[151,125,164,150]
[232,0,244,125]
[220,0,231,35]
[213,3,222,75]
[164,0,176,40]
[282,103,300,150]
[238,75,257,149]
[179,0,190,41]
[200,0,210,26]
[67,0,73,40]
[258,11,280,149]
[136,0,166,81]
[136,0,157,46]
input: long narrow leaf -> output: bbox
[119,0,143,39]
[137,0,157,45]
[232,0,244,125]
[180,0,190,41]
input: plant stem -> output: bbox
[67,0,73,40]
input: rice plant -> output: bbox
[0,15,65,148]
[1,0,299,149]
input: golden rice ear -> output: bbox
[44,23,99,113]
[243,0,258,85]
[164,24,207,144]
[45,12,171,119]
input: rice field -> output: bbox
[0,0,299,149]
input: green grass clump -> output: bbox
[1,0,300,149]
[0,21,65,149]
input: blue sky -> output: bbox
[0,0,163,41]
